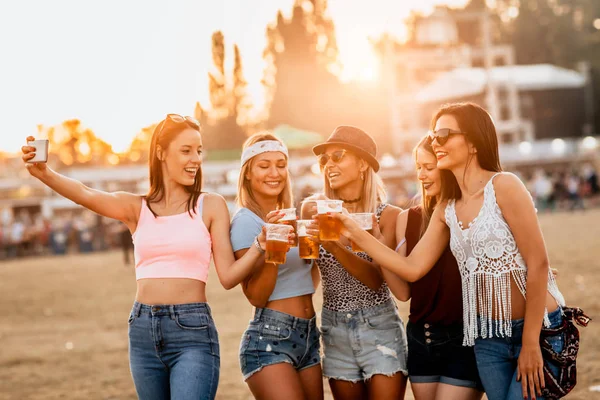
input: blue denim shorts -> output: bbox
[320,299,408,382]
[407,321,482,390]
[474,307,563,400]
[239,308,321,380]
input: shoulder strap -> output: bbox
[405,207,422,255]
[138,197,150,222]
[375,203,388,220]
[488,172,504,187]
[197,193,206,217]
[444,199,455,228]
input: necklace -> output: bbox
[339,196,362,204]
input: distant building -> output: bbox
[416,64,589,141]
[383,6,525,152]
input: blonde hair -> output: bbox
[322,154,387,213]
[236,132,294,220]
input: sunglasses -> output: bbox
[318,149,347,167]
[426,128,466,146]
[157,114,200,136]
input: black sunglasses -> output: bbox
[318,149,347,167]
[426,128,466,146]
[158,114,200,136]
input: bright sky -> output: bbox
[0,0,467,153]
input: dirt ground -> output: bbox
[1,209,599,399]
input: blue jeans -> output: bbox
[474,308,563,400]
[128,302,220,400]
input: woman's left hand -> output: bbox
[517,343,545,399]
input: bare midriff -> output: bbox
[264,294,315,320]
[136,278,207,305]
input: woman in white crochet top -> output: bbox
[332,102,565,400]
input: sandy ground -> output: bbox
[1,209,599,399]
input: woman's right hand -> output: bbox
[330,212,362,241]
[260,211,297,248]
[22,136,48,179]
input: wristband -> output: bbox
[254,236,265,254]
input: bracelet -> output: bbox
[253,236,265,254]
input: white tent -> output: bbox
[416,64,586,104]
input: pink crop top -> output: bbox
[132,194,212,282]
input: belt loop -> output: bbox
[360,309,367,324]
[292,318,298,329]
[134,302,142,317]
[169,305,176,320]
[205,303,212,318]
[255,307,263,321]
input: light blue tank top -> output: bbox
[230,208,315,301]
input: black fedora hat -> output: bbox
[312,125,380,172]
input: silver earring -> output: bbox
[360,172,364,180]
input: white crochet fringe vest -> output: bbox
[445,173,565,346]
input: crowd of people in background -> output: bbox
[1,163,598,262]
[0,211,133,262]
[525,164,599,212]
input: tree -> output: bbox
[39,119,115,167]
[233,44,251,125]
[208,31,227,119]
[204,31,251,150]
[263,0,343,135]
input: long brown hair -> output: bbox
[430,102,502,203]
[145,117,203,217]
[236,132,293,220]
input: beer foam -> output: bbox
[351,213,373,229]
[316,200,343,214]
[297,224,308,237]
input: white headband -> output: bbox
[241,140,289,166]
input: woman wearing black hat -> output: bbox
[302,126,410,399]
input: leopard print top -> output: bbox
[317,203,391,312]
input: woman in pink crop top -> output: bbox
[21,115,284,400]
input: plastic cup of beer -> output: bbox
[297,220,319,259]
[278,208,298,247]
[26,139,49,163]
[350,213,373,252]
[316,200,343,241]
[265,224,293,264]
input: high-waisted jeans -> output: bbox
[474,307,563,400]
[128,302,220,400]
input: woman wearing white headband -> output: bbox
[230,133,323,400]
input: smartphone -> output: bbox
[27,139,49,163]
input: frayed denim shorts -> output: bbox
[320,299,408,382]
[239,308,321,380]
